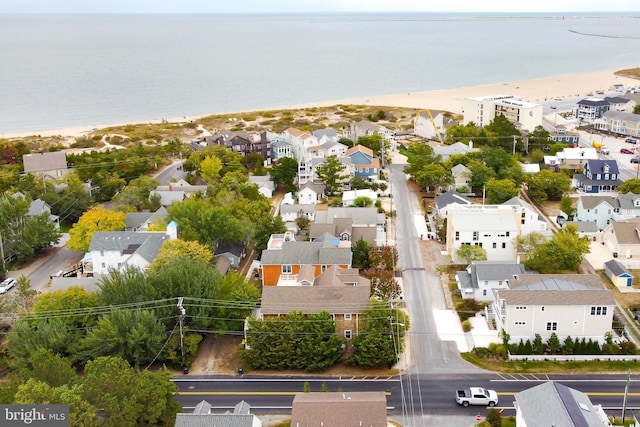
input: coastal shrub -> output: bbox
[455,298,481,322]
[262,112,275,118]
[494,345,507,360]
[486,408,502,427]
[242,116,256,122]
[461,320,472,332]
[473,347,490,359]
[123,125,135,132]
[230,127,243,132]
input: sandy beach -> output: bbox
[4,68,638,139]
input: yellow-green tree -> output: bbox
[67,206,126,252]
[200,155,223,183]
[149,239,212,272]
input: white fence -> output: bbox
[508,353,640,362]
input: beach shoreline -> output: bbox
[3,68,638,139]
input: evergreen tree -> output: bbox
[532,334,543,354]
[516,339,525,355]
[547,333,561,354]
[523,340,533,355]
[563,336,574,355]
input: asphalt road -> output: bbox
[173,373,640,418]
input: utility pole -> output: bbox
[622,369,631,422]
[177,297,186,370]
[0,231,6,274]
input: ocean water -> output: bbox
[0,13,639,135]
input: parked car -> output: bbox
[0,277,17,294]
[626,137,640,144]
[456,387,498,407]
[621,148,634,154]
[632,157,640,164]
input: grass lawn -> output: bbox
[461,352,640,374]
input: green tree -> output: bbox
[444,122,485,145]
[67,206,126,252]
[564,336,575,355]
[467,159,496,193]
[456,244,487,264]
[270,157,298,192]
[485,178,519,204]
[483,114,521,152]
[486,408,502,427]
[24,348,77,388]
[357,135,387,157]
[22,211,62,252]
[81,356,181,426]
[149,239,213,272]
[526,169,571,203]
[80,309,166,368]
[200,154,223,183]
[560,195,575,218]
[532,334,543,354]
[352,237,373,269]
[524,225,591,273]
[527,125,551,152]
[111,176,160,212]
[42,172,93,223]
[412,163,452,193]
[350,301,408,369]
[352,196,374,207]
[315,156,349,195]
[617,178,640,194]
[243,311,343,371]
[547,332,561,353]
[295,211,311,231]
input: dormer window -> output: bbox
[603,164,610,174]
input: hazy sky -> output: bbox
[2,0,639,13]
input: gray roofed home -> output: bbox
[260,240,352,266]
[434,190,471,217]
[515,382,611,427]
[175,399,261,427]
[279,203,316,222]
[22,151,68,176]
[455,261,526,302]
[124,206,168,231]
[604,259,633,288]
[88,231,171,275]
[214,243,245,269]
[291,392,387,427]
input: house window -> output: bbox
[282,265,292,274]
[344,330,352,339]
[101,263,105,268]
[541,306,545,311]
[321,265,327,272]
[345,313,352,320]
[514,321,526,325]
[455,231,460,241]
[100,251,104,256]
[505,231,510,237]
[590,306,608,316]
[515,306,527,310]
[502,243,506,249]
[546,321,557,331]
[473,231,479,241]
[493,243,497,249]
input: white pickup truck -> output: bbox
[456,387,498,407]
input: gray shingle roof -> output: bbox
[611,221,640,244]
[89,232,168,263]
[435,190,471,210]
[291,392,387,427]
[472,261,526,281]
[260,241,352,266]
[604,259,630,277]
[515,382,606,427]
[280,204,316,215]
[498,274,615,306]
[578,195,617,210]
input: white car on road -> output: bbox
[0,277,17,294]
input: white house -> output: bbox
[414,111,452,141]
[450,164,471,193]
[297,182,325,205]
[491,274,615,344]
[602,217,640,260]
[279,203,316,223]
[515,382,611,427]
[575,195,617,229]
[501,197,550,236]
[88,224,178,275]
[283,127,319,160]
[446,204,520,262]
[612,192,640,222]
[248,175,275,198]
[455,261,526,302]
[544,147,599,171]
[433,141,478,161]
[312,128,340,145]
[342,189,378,207]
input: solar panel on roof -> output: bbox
[555,383,590,427]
